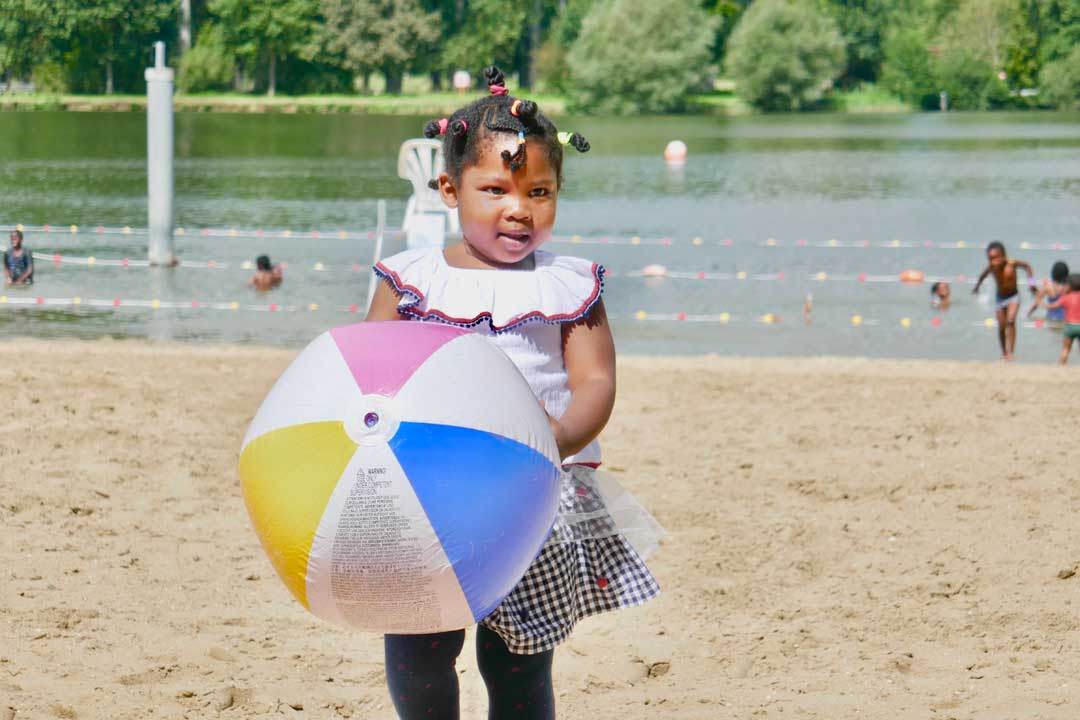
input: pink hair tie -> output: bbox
[489,84,509,96]
[458,120,468,132]
[437,118,450,135]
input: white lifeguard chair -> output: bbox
[398,138,458,249]
[365,139,459,311]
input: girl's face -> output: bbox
[438,134,558,269]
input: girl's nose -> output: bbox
[506,195,531,221]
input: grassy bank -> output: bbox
[830,84,913,113]
[0,91,569,115]
[0,85,911,116]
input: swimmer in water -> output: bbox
[248,255,283,291]
[930,281,951,310]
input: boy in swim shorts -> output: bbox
[973,241,1035,361]
[1042,274,1080,365]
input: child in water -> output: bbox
[365,66,661,719]
[972,241,1035,361]
[248,255,283,291]
[1040,273,1080,364]
[1027,261,1070,323]
[930,281,951,310]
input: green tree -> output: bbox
[565,0,715,114]
[441,0,528,82]
[705,0,752,70]
[933,47,1001,109]
[880,26,939,109]
[535,0,593,92]
[210,0,319,96]
[177,22,235,92]
[1039,42,1080,107]
[725,0,845,112]
[319,0,439,93]
[0,0,76,84]
[819,0,920,86]
[70,0,175,94]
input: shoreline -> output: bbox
[0,335,1070,369]
[0,91,913,116]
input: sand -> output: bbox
[2,339,1079,719]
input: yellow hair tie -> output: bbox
[557,131,572,145]
[510,99,522,116]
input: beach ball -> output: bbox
[238,322,561,633]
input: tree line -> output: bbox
[1,0,1078,111]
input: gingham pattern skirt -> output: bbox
[480,466,661,655]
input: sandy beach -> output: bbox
[2,338,1079,719]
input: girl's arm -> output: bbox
[553,300,616,460]
[1044,296,1065,310]
[1027,287,1046,317]
[1016,260,1037,293]
[972,266,990,294]
[365,280,406,321]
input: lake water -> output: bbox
[2,110,1079,361]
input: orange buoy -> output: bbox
[899,269,925,284]
[663,140,687,165]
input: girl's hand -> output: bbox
[539,400,568,458]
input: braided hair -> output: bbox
[423,66,589,190]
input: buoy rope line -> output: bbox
[11,252,1041,286]
[3,223,1072,252]
[0,294,1057,330]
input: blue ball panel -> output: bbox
[389,422,560,623]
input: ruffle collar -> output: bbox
[373,248,605,333]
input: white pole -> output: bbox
[365,200,387,314]
[145,41,175,266]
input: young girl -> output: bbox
[1041,273,1080,364]
[365,66,661,719]
[1027,261,1070,323]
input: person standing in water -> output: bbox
[248,255,283,291]
[972,241,1035,361]
[1028,261,1069,323]
[3,230,34,286]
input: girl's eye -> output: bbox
[484,186,506,195]
[530,188,550,198]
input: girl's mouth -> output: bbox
[498,231,532,244]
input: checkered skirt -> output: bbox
[480,465,661,655]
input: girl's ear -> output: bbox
[437,172,459,209]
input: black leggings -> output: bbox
[384,625,554,720]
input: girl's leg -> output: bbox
[1061,336,1073,365]
[385,630,466,720]
[476,625,555,720]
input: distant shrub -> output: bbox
[178,25,235,93]
[880,28,938,110]
[725,0,845,112]
[31,60,68,94]
[566,0,715,114]
[1039,45,1080,110]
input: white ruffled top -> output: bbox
[374,247,605,466]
